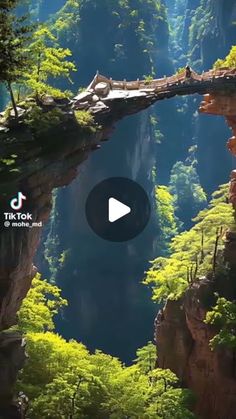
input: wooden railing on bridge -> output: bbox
[87,68,236,94]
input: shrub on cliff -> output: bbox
[214,45,236,69]
[24,105,66,135]
[205,297,236,350]
[74,110,98,133]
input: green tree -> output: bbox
[135,341,157,373]
[17,275,195,418]
[19,332,194,418]
[0,0,32,116]
[169,156,207,228]
[18,273,67,333]
[146,368,195,418]
[156,185,178,255]
[54,0,81,39]
[144,184,235,302]
[25,25,76,98]
[17,332,92,417]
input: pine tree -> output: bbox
[0,0,32,117]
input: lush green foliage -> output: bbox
[43,190,62,283]
[24,105,65,135]
[156,185,178,255]
[149,115,164,144]
[189,3,211,50]
[135,340,157,374]
[0,1,31,82]
[24,26,76,98]
[54,0,168,78]
[0,4,76,116]
[74,110,98,133]
[188,0,214,69]
[0,0,32,115]
[17,275,195,418]
[167,0,187,70]
[205,297,236,350]
[214,45,236,69]
[54,0,80,39]
[18,273,67,333]
[144,185,235,302]
[169,155,207,227]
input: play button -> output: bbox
[108,198,131,223]
[85,177,151,242]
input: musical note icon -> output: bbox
[10,192,27,211]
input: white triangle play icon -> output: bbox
[108,197,131,223]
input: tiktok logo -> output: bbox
[10,192,27,211]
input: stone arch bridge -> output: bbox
[73,68,236,117]
[72,68,236,154]
[72,68,236,205]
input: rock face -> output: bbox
[0,111,100,332]
[200,92,236,209]
[156,277,236,419]
[0,108,105,416]
[199,92,236,157]
[0,331,26,417]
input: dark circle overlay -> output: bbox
[85,177,151,242]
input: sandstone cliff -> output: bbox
[155,227,236,419]
[0,99,107,415]
[156,268,236,419]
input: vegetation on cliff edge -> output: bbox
[0,1,76,118]
[144,184,235,302]
[214,45,236,69]
[205,297,236,350]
